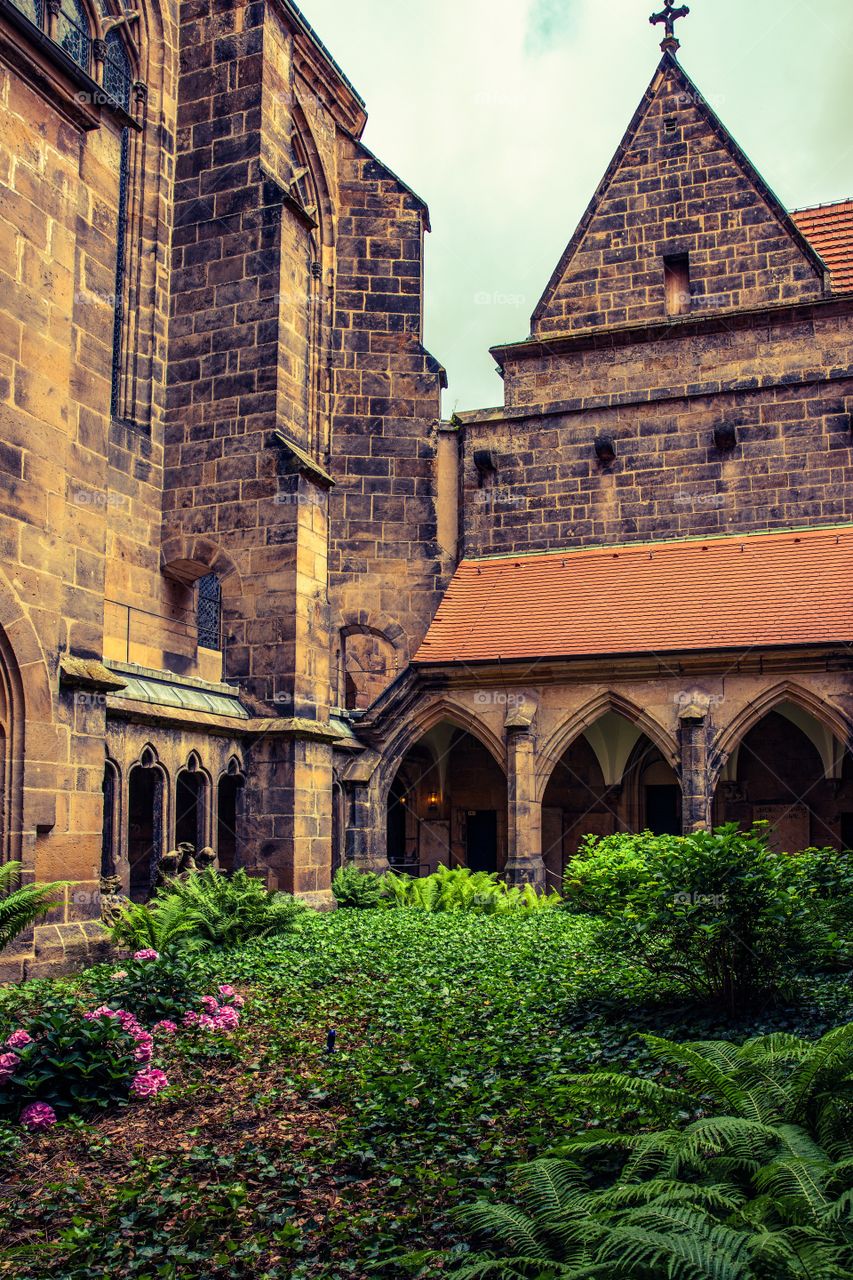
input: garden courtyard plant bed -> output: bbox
[1,909,850,1280]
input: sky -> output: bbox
[297,0,853,413]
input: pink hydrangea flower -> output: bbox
[197,1014,217,1031]
[0,1051,20,1072]
[218,985,236,999]
[182,1011,200,1028]
[20,1102,57,1131]
[214,1006,240,1032]
[133,1042,153,1063]
[6,1030,33,1049]
[200,995,219,1014]
[153,1020,178,1036]
[231,994,245,1009]
[133,949,160,962]
[130,1067,169,1098]
[83,1006,119,1021]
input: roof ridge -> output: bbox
[460,523,853,567]
[791,198,853,214]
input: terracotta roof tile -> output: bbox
[791,199,853,292]
[415,528,853,665]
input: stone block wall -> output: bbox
[462,304,853,557]
[328,141,449,703]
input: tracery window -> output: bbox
[56,0,91,72]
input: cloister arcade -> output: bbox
[372,682,853,890]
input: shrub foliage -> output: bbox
[332,863,561,913]
[562,824,841,1009]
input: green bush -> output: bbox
[448,1023,853,1280]
[108,868,305,952]
[798,845,853,969]
[563,824,828,1009]
[332,863,386,909]
[0,862,67,953]
[87,946,207,1024]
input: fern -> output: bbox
[108,869,304,951]
[447,1025,853,1280]
[0,862,67,952]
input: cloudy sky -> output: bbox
[298,0,853,412]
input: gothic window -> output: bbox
[104,28,134,419]
[56,0,91,73]
[11,0,43,26]
[197,574,222,651]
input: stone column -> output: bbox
[504,724,546,889]
[679,698,712,833]
[341,751,389,873]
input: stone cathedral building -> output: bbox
[1,0,852,976]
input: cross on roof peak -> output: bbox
[650,0,690,54]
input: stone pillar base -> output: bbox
[297,887,337,912]
[503,856,547,891]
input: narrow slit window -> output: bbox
[664,253,691,316]
[197,574,222,651]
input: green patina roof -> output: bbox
[107,663,250,720]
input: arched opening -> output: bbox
[541,711,682,888]
[714,704,850,852]
[385,723,507,876]
[101,760,119,879]
[331,781,345,877]
[175,756,208,852]
[128,761,164,901]
[341,628,398,710]
[216,765,245,873]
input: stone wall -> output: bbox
[462,304,853,556]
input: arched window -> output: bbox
[102,26,134,420]
[197,574,222,651]
[101,760,119,878]
[56,0,91,73]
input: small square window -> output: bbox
[664,253,691,316]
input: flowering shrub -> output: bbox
[87,945,207,1024]
[0,968,245,1133]
[0,998,142,1125]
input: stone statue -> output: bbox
[99,874,129,926]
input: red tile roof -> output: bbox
[415,528,853,665]
[791,200,853,292]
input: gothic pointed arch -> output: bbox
[536,691,678,803]
[711,682,853,789]
[378,699,507,806]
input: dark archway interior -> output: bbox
[101,764,117,878]
[541,726,681,889]
[217,774,244,873]
[714,709,849,851]
[386,726,507,876]
[128,767,161,902]
[176,770,206,851]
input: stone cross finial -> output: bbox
[650,0,690,53]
